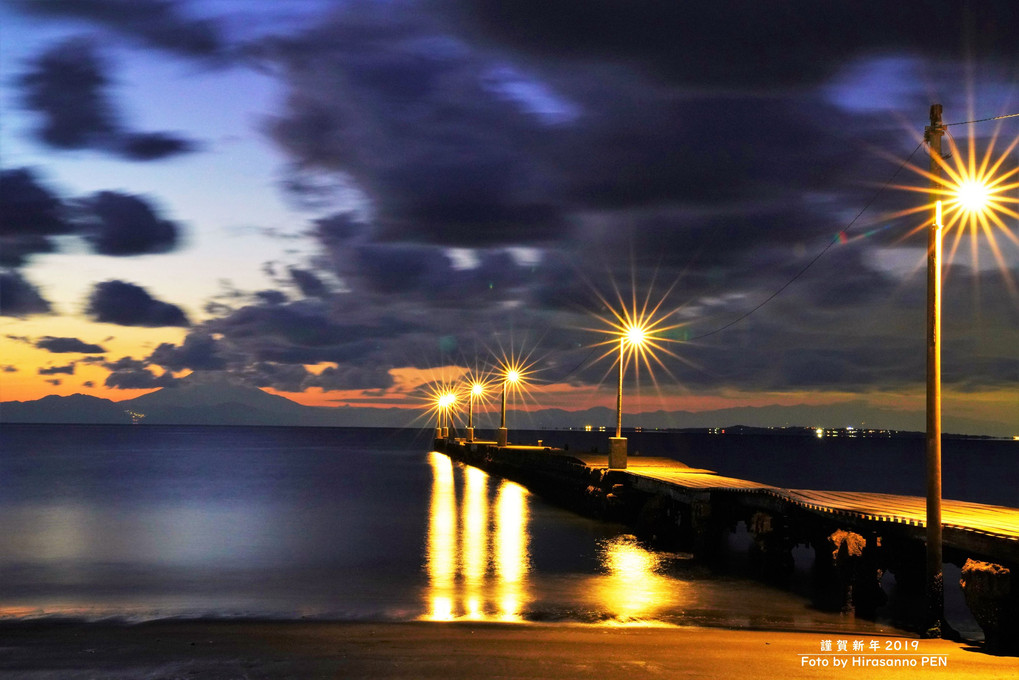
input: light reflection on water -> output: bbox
[596,534,685,624]
[1,426,920,633]
[423,452,530,621]
[424,452,683,625]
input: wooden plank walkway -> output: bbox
[567,453,1019,544]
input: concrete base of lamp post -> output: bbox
[434,427,443,440]
[466,427,474,442]
[497,427,508,447]
[609,437,627,469]
[441,427,448,438]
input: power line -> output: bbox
[945,111,1019,127]
[557,110,1019,378]
[688,140,925,342]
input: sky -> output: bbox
[1,0,1017,436]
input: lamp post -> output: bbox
[467,382,483,442]
[497,369,519,447]
[438,392,456,439]
[923,104,946,639]
[610,324,647,469]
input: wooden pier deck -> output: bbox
[439,440,1019,648]
[563,452,1019,563]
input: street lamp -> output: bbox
[919,103,1015,637]
[497,369,519,447]
[611,323,648,469]
[923,104,946,639]
[438,391,456,439]
[467,381,484,442]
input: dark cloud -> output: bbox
[305,364,395,391]
[17,38,197,160]
[261,5,566,246]
[0,271,52,317]
[244,362,312,392]
[101,355,178,389]
[242,360,395,392]
[36,336,107,354]
[38,363,75,375]
[74,191,181,256]
[1,169,183,266]
[120,132,197,161]
[453,1,1019,88]
[255,289,288,305]
[0,168,71,267]
[86,280,190,327]
[10,0,226,60]
[104,365,178,389]
[148,333,227,371]
[18,38,117,150]
[0,168,68,237]
[289,267,328,298]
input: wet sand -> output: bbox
[1,620,1014,679]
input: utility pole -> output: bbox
[923,103,945,638]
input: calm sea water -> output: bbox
[1,424,1011,632]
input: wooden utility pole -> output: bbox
[923,103,945,638]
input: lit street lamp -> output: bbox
[923,104,946,639]
[467,381,484,442]
[917,103,1016,637]
[611,323,648,469]
[497,369,519,447]
[438,391,456,439]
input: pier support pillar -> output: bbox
[608,437,627,469]
[748,512,794,583]
[690,499,728,563]
[960,559,1018,653]
[812,528,883,615]
[497,427,508,447]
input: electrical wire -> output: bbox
[556,110,1019,380]
[687,140,925,341]
[945,111,1019,127]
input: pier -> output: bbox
[433,436,1019,652]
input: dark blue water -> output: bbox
[1,424,1009,632]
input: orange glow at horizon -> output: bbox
[0,317,187,403]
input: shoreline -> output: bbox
[2,619,1015,679]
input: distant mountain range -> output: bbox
[1,375,1011,437]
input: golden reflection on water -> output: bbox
[596,534,680,624]
[424,452,530,621]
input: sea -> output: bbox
[1,423,1015,635]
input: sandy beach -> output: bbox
[1,620,1015,680]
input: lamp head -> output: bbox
[954,179,990,215]
[624,323,647,348]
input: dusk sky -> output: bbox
[1,0,1017,436]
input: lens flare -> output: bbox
[887,120,1019,293]
[585,279,688,387]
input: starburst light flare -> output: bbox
[491,349,539,447]
[583,279,688,468]
[888,122,1019,292]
